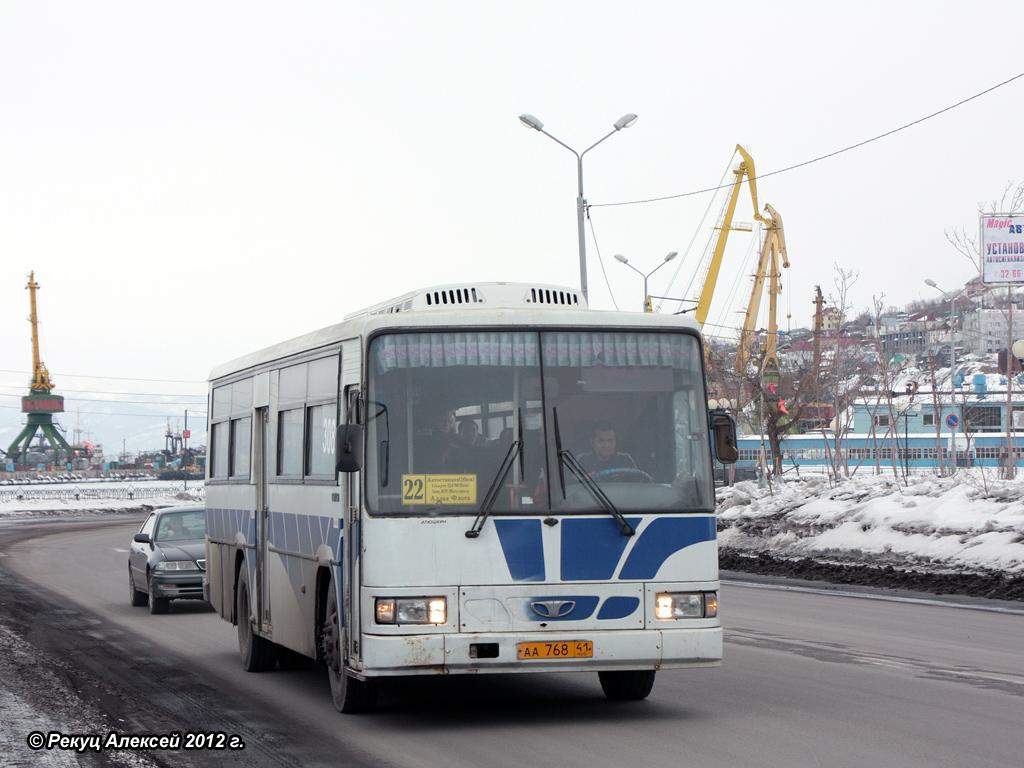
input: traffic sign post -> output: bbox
[946,413,960,472]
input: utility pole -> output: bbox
[812,286,825,377]
[1007,287,1016,479]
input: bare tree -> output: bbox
[867,295,911,484]
[815,265,871,483]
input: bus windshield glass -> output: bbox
[365,329,713,516]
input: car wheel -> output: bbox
[147,575,169,615]
[236,579,276,672]
[128,567,147,607]
[598,670,657,701]
[323,583,377,713]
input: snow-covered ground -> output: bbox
[717,471,1024,575]
[0,484,200,518]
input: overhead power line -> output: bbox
[592,70,1024,209]
[0,403,207,419]
[0,385,204,400]
[0,392,203,406]
[0,369,205,386]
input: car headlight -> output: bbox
[154,561,200,571]
[375,597,447,625]
[655,591,717,620]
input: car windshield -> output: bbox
[365,328,714,516]
[155,510,206,542]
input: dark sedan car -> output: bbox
[128,505,207,614]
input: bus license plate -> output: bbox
[517,640,593,659]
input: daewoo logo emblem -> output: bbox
[530,600,576,619]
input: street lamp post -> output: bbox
[924,279,964,382]
[614,251,678,312]
[519,113,638,302]
[926,278,965,477]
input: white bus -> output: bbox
[204,282,737,713]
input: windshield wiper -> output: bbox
[552,408,634,537]
[371,401,390,487]
[466,410,525,539]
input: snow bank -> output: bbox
[717,472,1024,575]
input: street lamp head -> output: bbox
[519,114,544,131]
[664,251,679,262]
[614,254,628,264]
[613,113,638,131]
[924,279,938,288]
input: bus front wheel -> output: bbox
[323,584,377,714]
[598,670,656,701]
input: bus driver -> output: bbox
[578,421,637,475]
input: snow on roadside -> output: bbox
[716,472,1024,575]
[0,493,197,518]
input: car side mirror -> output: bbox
[336,423,363,473]
[133,532,152,544]
[710,410,739,464]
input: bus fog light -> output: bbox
[375,597,447,624]
[655,592,703,619]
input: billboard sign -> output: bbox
[981,214,1024,283]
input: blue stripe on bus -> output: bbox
[618,516,716,580]
[213,508,343,563]
[597,596,640,620]
[559,517,642,581]
[494,519,546,582]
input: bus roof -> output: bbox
[208,283,702,382]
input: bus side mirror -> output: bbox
[336,424,363,473]
[710,411,739,464]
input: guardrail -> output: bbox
[0,484,205,503]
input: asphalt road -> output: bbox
[2,515,1023,768]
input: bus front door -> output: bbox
[254,406,270,633]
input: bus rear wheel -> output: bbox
[598,670,657,701]
[323,584,377,713]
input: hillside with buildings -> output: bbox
[712,278,1024,478]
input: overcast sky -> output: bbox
[2,2,1023,452]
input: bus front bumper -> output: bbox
[356,627,721,677]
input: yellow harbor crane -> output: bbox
[688,146,791,380]
[735,203,790,377]
[692,145,769,327]
[7,272,73,465]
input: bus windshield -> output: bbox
[365,329,714,516]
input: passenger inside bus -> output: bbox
[458,419,488,448]
[418,408,461,472]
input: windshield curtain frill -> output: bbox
[366,329,713,516]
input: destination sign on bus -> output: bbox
[402,474,477,505]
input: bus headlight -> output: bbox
[655,591,717,619]
[375,597,447,625]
